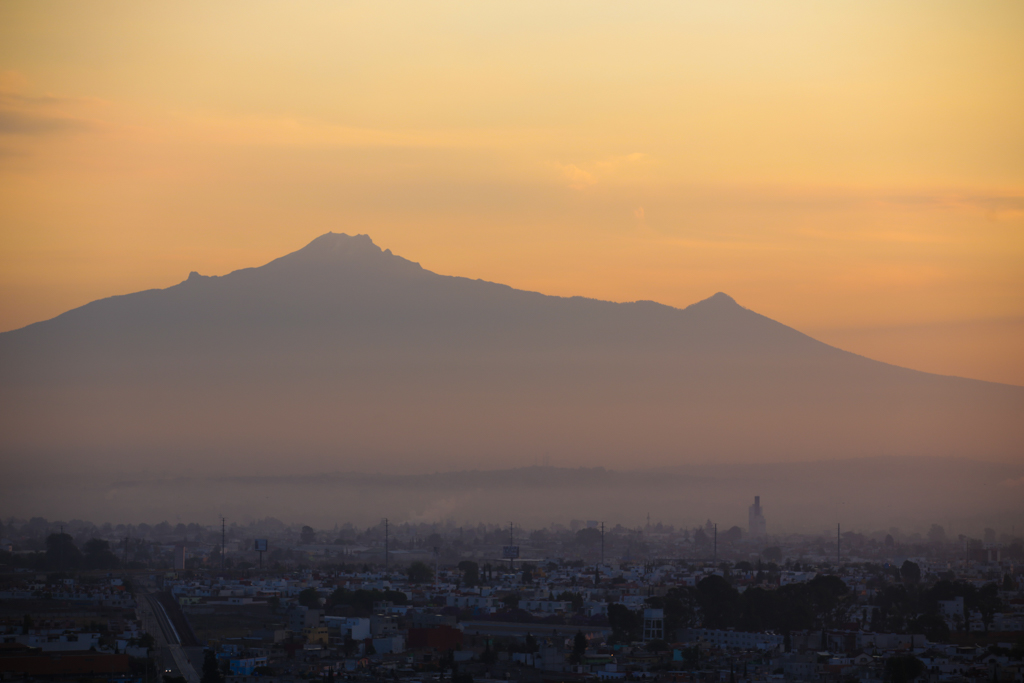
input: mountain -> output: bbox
[1,232,1022,486]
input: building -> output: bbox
[748,496,767,538]
[643,609,664,642]
[173,544,187,570]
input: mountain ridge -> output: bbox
[1,232,1021,484]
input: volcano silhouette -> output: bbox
[1,232,1020,476]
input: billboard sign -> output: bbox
[501,545,520,559]
[254,539,268,552]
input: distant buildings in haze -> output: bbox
[749,495,767,538]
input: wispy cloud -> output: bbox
[873,192,1024,222]
[0,77,100,138]
[554,152,650,190]
[0,109,93,136]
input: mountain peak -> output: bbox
[685,291,741,312]
[706,292,737,305]
[297,232,386,259]
[258,232,425,278]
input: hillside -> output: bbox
[1,233,1021,483]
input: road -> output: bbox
[133,578,201,683]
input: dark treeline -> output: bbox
[1,532,126,572]
[605,565,1006,646]
[607,574,852,644]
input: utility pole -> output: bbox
[837,523,841,565]
[600,522,605,567]
[221,517,226,572]
[714,524,717,563]
[384,518,389,575]
[123,535,130,568]
[59,525,64,573]
[509,522,515,572]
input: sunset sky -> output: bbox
[1,1,1022,384]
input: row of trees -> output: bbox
[4,533,125,572]
[871,577,1004,638]
[631,574,853,640]
[614,573,1006,644]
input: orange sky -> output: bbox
[1,1,1022,384]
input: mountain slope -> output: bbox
[1,232,1021,479]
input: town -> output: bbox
[1,499,1022,683]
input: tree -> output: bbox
[646,639,669,652]
[327,587,408,615]
[900,561,921,585]
[885,655,924,683]
[608,603,640,642]
[407,561,433,584]
[571,631,587,664]
[525,633,537,654]
[83,539,120,570]
[201,650,223,683]
[977,583,1002,634]
[805,575,850,629]
[647,587,696,632]
[458,561,480,587]
[45,533,83,571]
[696,575,739,629]
[481,639,497,666]
[558,591,585,612]
[300,526,316,544]
[736,586,780,632]
[298,587,320,608]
